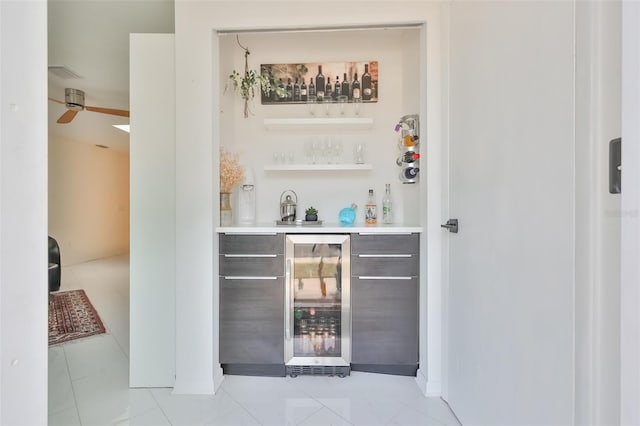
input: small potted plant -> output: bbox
[305,207,318,222]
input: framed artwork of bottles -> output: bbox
[260,61,378,104]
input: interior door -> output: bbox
[446,2,575,423]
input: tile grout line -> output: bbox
[147,389,175,426]
[218,387,265,425]
[61,345,83,425]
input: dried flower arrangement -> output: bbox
[219,148,244,193]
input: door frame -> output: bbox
[621,1,640,423]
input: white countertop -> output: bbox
[216,222,423,234]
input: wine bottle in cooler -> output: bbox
[362,63,372,101]
[342,72,350,100]
[333,76,341,99]
[315,65,325,101]
[352,72,361,100]
[309,78,316,97]
[293,78,301,101]
[301,79,308,101]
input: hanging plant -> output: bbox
[226,36,282,118]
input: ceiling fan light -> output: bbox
[65,88,85,111]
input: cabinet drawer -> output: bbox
[351,254,418,277]
[219,254,284,277]
[219,277,284,364]
[351,233,419,255]
[220,233,284,255]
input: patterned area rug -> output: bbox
[49,289,106,346]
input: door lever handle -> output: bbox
[441,219,458,233]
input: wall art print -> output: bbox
[260,61,378,105]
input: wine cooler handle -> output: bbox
[285,259,291,340]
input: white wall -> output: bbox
[129,33,176,388]
[218,29,421,225]
[48,135,129,266]
[574,1,622,424]
[621,1,640,423]
[174,1,444,394]
[0,1,48,424]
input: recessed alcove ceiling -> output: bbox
[47,0,174,153]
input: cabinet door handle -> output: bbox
[223,232,278,236]
[357,276,413,280]
[223,254,278,258]
[357,254,412,258]
[357,232,412,236]
[285,259,292,340]
[223,276,278,280]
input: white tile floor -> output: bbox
[48,255,460,426]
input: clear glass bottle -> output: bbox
[382,184,392,224]
[365,189,377,225]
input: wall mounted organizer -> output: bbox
[395,114,420,184]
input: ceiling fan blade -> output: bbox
[48,97,65,104]
[57,109,79,124]
[85,106,130,118]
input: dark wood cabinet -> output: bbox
[351,233,419,376]
[218,233,286,376]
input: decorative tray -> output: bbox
[275,220,323,226]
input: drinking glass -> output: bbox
[352,97,363,116]
[337,95,348,115]
[354,143,365,164]
[307,95,318,116]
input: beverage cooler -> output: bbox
[285,234,351,377]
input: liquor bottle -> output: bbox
[365,189,377,225]
[400,167,420,180]
[396,151,421,166]
[309,78,316,97]
[301,79,308,101]
[277,79,286,101]
[334,76,341,99]
[293,78,301,101]
[325,76,333,100]
[382,183,392,224]
[362,63,372,101]
[286,78,293,101]
[342,73,350,100]
[352,72,361,100]
[315,65,325,101]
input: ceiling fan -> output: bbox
[48,88,130,124]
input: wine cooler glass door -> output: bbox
[285,234,351,366]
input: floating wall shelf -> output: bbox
[264,164,373,172]
[263,117,374,130]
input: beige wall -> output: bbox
[48,135,129,266]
